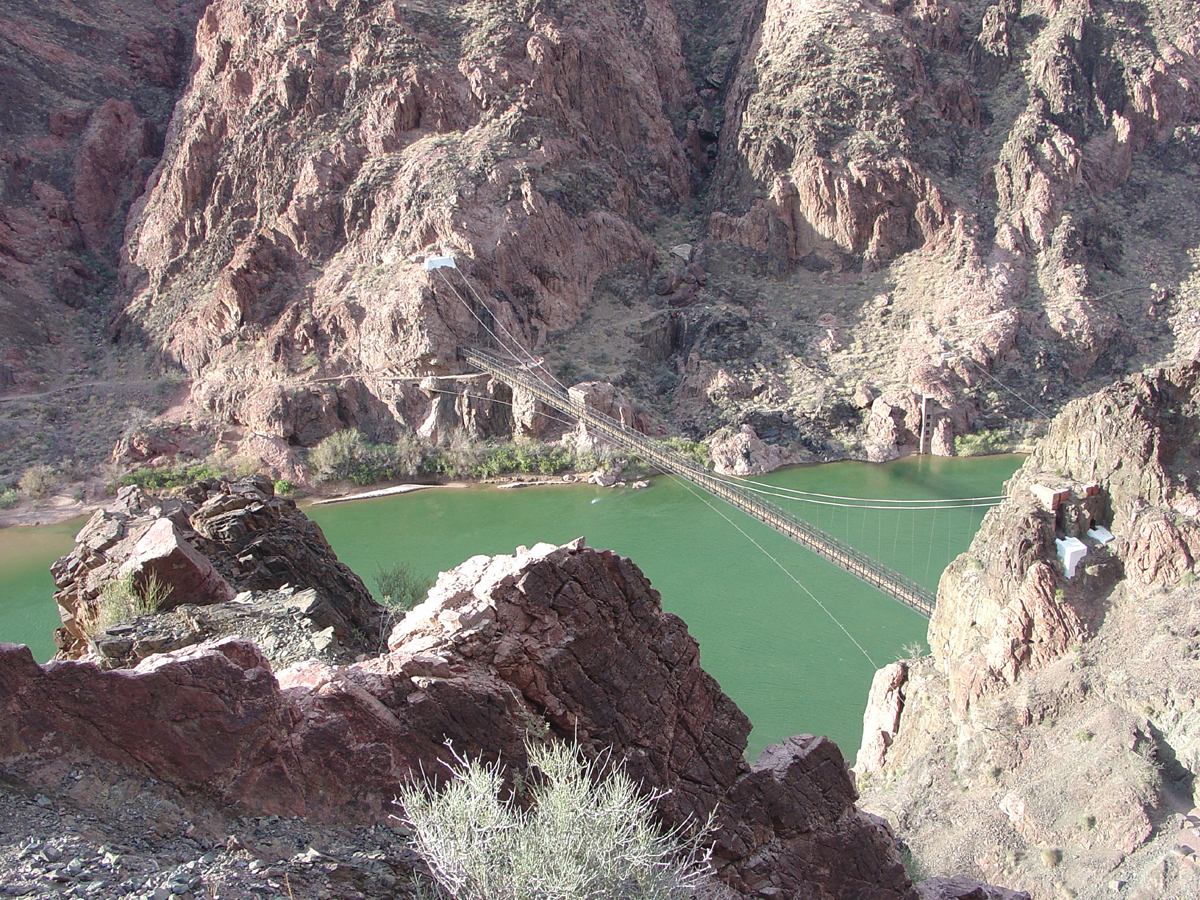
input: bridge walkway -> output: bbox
[464,348,937,618]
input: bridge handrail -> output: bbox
[464,349,936,617]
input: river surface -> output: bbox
[0,454,1023,759]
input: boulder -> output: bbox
[710,424,793,475]
[120,517,236,610]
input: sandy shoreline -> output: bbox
[308,483,442,505]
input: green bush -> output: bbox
[119,461,223,491]
[954,428,1015,457]
[661,437,711,469]
[374,561,434,612]
[274,479,296,497]
[0,487,17,509]
[310,430,425,485]
[19,464,57,498]
[397,739,712,900]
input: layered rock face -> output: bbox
[6,537,916,899]
[50,475,382,659]
[0,0,202,386]
[856,362,1200,898]
[116,0,696,445]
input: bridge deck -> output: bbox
[465,349,937,618]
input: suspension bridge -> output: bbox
[419,255,1009,630]
[462,347,939,617]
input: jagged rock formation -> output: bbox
[6,537,917,899]
[0,0,199,385]
[856,362,1200,898]
[50,475,382,659]
[5,0,1200,477]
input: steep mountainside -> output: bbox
[3,0,1200,478]
[0,0,206,481]
[856,362,1200,899]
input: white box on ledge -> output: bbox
[1056,537,1087,578]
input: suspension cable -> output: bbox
[704,471,1004,505]
[668,474,878,667]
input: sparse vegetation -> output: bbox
[661,436,711,469]
[397,739,713,900]
[309,429,627,486]
[119,461,225,492]
[954,428,1017,457]
[89,570,173,634]
[18,464,57,498]
[374,561,434,612]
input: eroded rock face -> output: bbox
[856,364,1200,897]
[50,476,381,658]
[0,0,199,388]
[119,0,694,438]
[10,538,918,898]
[930,362,1200,717]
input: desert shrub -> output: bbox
[397,739,712,900]
[18,464,57,498]
[466,440,577,479]
[310,430,424,485]
[954,428,1015,457]
[374,561,434,612]
[0,487,17,509]
[309,429,371,482]
[91,571,173,633]
[273,479,296,496]
[661,436,711,469]
[119,461,223,491]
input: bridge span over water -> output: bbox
[464,348,938,619]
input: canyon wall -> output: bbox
[5,0,1200,476]
[857,361,1200,899]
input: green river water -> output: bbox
[0,454,1023,759]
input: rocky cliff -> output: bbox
[7,535,920,899]
[856,361,1200,899]
[5,0,1200,483]
[49,475,384,660]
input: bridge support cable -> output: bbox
[669,473,879,667]
[464,348,937,619]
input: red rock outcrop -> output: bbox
[0,0,200,387]
[7,537,919,898]
[118,0,697,438]
[51,476,381,657]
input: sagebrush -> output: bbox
[374,561,434,612]
[397,739,713,900]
